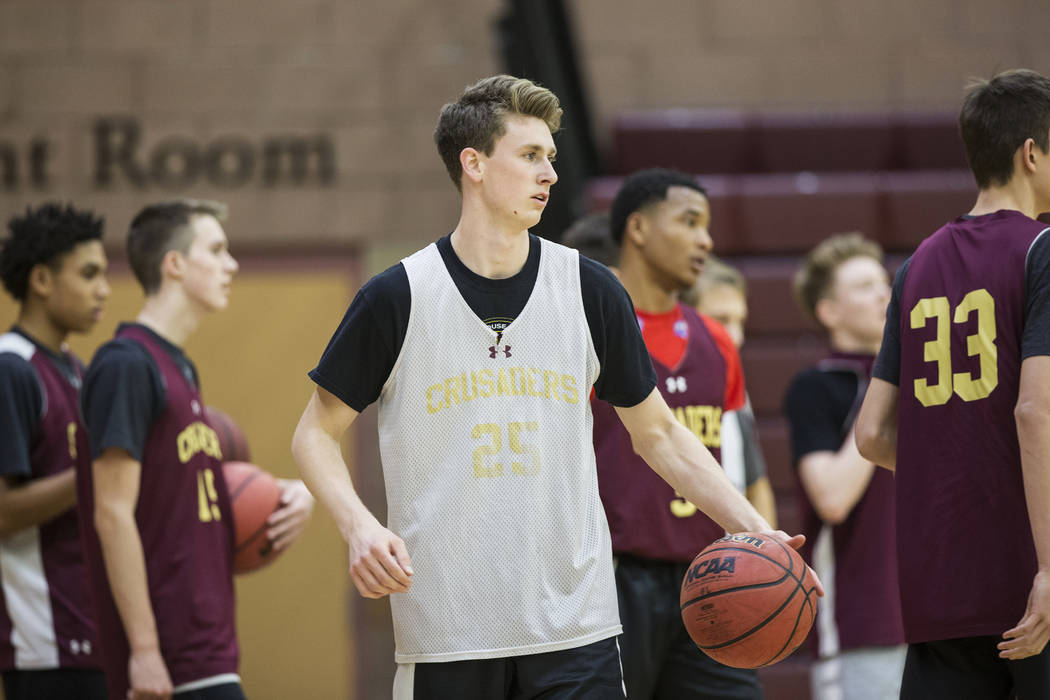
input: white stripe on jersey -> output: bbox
[813,524,841,658]
[0,332,34,361]
[0,527,59,668]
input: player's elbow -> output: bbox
[855,420,885,465]
[1015,394,1050,435]
[814,500,851,526]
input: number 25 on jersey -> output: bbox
[910,289,998,407]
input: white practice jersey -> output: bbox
[378,238,621,663]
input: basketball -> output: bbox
[205,405,252,463]
[223,461,284,574]
[680,532,818,669]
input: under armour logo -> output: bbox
[488,332,512,359]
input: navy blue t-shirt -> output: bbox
[310,234,657,412]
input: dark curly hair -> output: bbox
[610,168,706,245]
[0,203,105,301]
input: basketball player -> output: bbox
[784,233,905,700]
[684,256,777,526]
[586,168,761,699]
[0,204,109,700]
[856,68,1050,699]
[78,200,314,700]
[292,76,815,699]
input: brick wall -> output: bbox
[2,0,1048,254]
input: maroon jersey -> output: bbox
[78,325,237,698]
[592,305,738,562]
[0,330,98,672]
[784,352,904,654]
[892,211,1048,642]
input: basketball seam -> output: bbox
[682,538,819,666]
[228,470,261,502]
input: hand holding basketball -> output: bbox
[681,532,821,669]
[266,479,315,552]
[347,515,413,599]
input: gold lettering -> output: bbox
[67,422,77,459]
[426,383,443,414]
[707,407,722,447]
[444,376,461,408]
[461,372,478,402]
[561,375,579,404]
[497,367,511,396]
[527,368,544,397]
[543,370,561,400]
[478,369,495,398]
[670,492,698,518]
[177,422,222,464]
[509,367,527,396]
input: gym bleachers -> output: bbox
[589,109,976,700]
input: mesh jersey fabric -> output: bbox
[378,238,620,663]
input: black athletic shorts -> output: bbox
[1,668,108,700]
[393,636,625,699]
[615,554,763,700]
[900,636,1050,700]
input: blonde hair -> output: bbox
[434,75,563,190]
[793,232,883,323]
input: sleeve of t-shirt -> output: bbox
[1022,230,1050,359]
[309,263,411,413]
[737,403,769,485]
[700,314,746,411]
[0,354,43,481]
[578,256,658,407]
[872,257,910,386]
[783,370,846,465]
[81,340,163,461]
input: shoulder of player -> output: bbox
[87,337,157,380]
[0,349,40,384]
[784,366,840,403]
[357,262,409,310]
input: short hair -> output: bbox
[0,203,105,301]
[959,69,1050,189]
[792,232,883,324]
[560,212,618,267]
[127,198,227,295]
[680,255,746,308]
[434,74,563,191]
[609,168,706,245]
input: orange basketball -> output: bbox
[680,532,818,669]
[223,461,283,574]
[205,405,252,463]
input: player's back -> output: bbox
[894,209,1050,643]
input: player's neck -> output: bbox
[829,330,879,356]
[16,306,68,354]
[449,218,530,280]
[969,182,1042,220]
[136,292,201,348]
[618,258,678,314]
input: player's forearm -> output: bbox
[799,433,877,524]
[1016,397,1050,571]
[93,500,162,652]
[855,379,899,470]
[291,417,375,541]
[639,420,770,534]
[0,469,77,536]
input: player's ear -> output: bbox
[460,148,483,185]
[625,211,648,247]
[27,263,54,299]
[814,296,838,329]
[160,248,185,282]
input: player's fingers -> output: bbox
[808,566,825,597]
[369,550,411,591]
[777,531,805,550]
[350,565,385,598]
[391,539,414,577]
